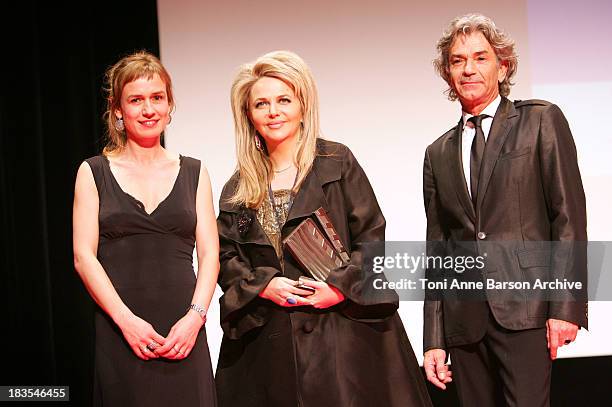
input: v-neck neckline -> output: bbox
[104,155,184,216]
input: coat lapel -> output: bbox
[476,97,518,211]
[286,152,342,223]
[218,175,272,246]
[447,118,476,222]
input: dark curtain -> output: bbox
[1,1,159,405]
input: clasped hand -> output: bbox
[259,276,345,309]
[118,310,205,361]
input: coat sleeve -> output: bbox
[217,208,282,340]
[538,104,588,329]
[325,146,399,321]
[422,146,447,352]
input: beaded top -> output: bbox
[256,189,292,265]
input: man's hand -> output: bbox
[547,318,579,360]
[423,348,452,389]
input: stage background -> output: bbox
[157,0,612,369]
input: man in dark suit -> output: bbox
[422,14,587,406]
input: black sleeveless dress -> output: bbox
[86,155,216,407]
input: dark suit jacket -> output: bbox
[423,97,587,351]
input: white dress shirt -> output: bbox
[461,95,501,197]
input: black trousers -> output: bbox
[449,309,552,407]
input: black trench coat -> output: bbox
[215,139,432,407]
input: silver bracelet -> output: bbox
[187,304,207,321]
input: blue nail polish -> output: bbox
[287,297,297,305]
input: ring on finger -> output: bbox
[146,341,159,351]
[564,339,572,345]
[286,297,297,305]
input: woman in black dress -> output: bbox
[215,50,432,407]
[73,51,218,406]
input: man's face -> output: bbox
[448,31,508,114]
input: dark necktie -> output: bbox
[468,114,488,207]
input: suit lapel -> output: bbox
[447,118,476,222]
[476,97,518,210]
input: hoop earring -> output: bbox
[114,118,124,132]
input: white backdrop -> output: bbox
[157,0,612,368]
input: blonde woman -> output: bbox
[215,51,432,407]
[73,51,218,406]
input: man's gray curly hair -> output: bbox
[434,13,518,101]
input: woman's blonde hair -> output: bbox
[102,51,175,155]
[228,50,320,208]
